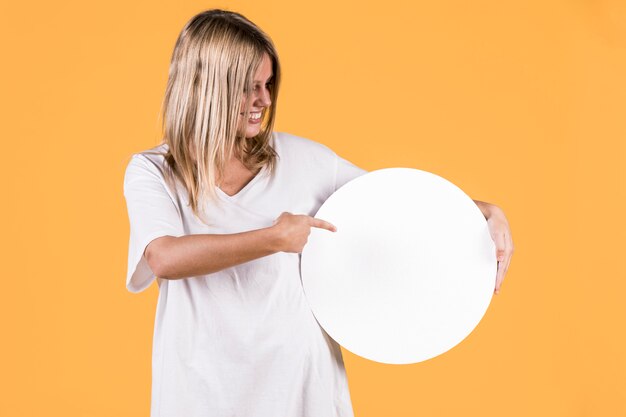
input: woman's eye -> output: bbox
[249,83,272,93]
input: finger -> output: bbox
[495,263,506,292]
[495,256,511,294]
[495,233,513,294]
[494,232,506,262]
[500,250,512,287]
[495,261,504,294]
[494,231,509,294]
[507,230,514,259]
[274,211,290,224]
[310,217,337,232]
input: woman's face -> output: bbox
[238,53,273,138]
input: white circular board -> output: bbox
[300,168,496,364]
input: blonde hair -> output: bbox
[152,9,280,225]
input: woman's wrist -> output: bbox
[263,224,285,253]
[473,199,501,220]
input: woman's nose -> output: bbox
[255,88,271,108]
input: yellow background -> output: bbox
[1,0,624,416]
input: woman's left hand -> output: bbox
[484,205,514,295]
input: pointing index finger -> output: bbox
[310,217,337,232]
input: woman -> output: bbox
[123,9,513,417]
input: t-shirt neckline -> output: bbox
[215,133,276,201]
[215,163,268,201]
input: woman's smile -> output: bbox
[241,110,263,124]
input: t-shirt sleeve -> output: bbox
[334,153,368,192]
[123,154,186,293]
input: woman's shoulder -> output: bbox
[132,142,169,162]
[273,131,336,158]
[125,143,171,179]
[130,142,169,163]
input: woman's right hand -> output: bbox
[270,212,337,253]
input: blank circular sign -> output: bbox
[300,168,496,364]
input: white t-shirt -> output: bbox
[123,131,367,417]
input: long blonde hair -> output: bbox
[152,9,280,225]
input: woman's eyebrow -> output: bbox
[254,75,274,83]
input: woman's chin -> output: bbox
[245,127,261,138]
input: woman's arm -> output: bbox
[145,227,280,280]
[145,213,336,280]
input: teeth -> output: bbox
[249,112,261,120]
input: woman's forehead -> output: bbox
[253,54,273,82]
